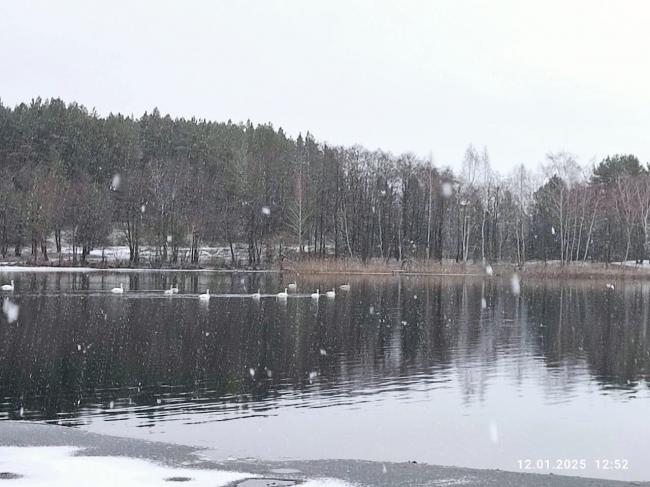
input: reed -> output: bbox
[283,257,650,280]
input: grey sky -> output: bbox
[1,0,648,172]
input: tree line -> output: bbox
[0,97,648,267]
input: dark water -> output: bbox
[1,270,649,481]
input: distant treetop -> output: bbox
[591,154,646,185]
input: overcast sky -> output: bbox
[1,0,648,172]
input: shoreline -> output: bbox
[1,260,650,280]
[0,421,644,486]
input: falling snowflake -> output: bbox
[481,298,487,309]
[510,273,521,296]
[485,264,493,276]
[2,298,19,323]
[319,348,327,356]
[261,206,271,216]
[441,182,453,198]
[249,368,256,378]
[489,420,499,444]
[110,174,121,191]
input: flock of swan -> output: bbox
[1,278,350,301]
[113,281,350,301]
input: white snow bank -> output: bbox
[0,447,353,487]
[0,266,279,274]
[0,266,212,274]
[0,447,248,487]
[0,266,99,273]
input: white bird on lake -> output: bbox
[252,289,261,299]
[277,288,288,299]
[326,288,336,298]
[199,289,210,300]
[1,280,14,291]
[288,282,297,291]
[311,289,320,299]
[339,283,350,291]
[164,285,179,295]
[111,283,124,294]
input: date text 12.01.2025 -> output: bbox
[517,459,629,471]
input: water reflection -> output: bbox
[0,272,649,480]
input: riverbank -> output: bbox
[0,422,644,487]
[2,257,650,280]
[285,258,650,280]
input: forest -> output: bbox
[0,97,649,267]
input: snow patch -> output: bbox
[433,478,476,486]
[0,447,354,487]
[0,266,99,273]
[0,446,249,487]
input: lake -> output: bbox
[0,270,648,481]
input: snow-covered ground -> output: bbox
[57,245,243,265]
[616,260,650,268]
[0,446,351,487]
[0,266,99,273]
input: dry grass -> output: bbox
[514,262,650,280]
[286,257,487,276]
[282,257,650,280]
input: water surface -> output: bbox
[0,270,648,481]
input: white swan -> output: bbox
[339,283,350,291]
[326,288,336,298]
[288,282,297,290]
[1,280,14,291]
[199,289,210,300]
[111,283,124,294]
[252,289,262,299]
[277,288,288,299]
[311,289,320,299]
[164,285,179,295]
